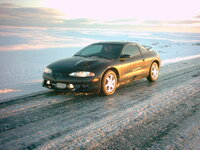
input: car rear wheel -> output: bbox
[101,70,117,96]
[147,62,159,82]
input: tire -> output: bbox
[147,62,159,82]
[101,70,117,96]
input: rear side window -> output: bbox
[121,45,141,57]
[139,45,148,54]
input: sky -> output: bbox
[0,0,200,51]
[0,0,200,32]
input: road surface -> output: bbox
[0,58,200,150]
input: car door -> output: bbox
[137,44,152,77]
[120,44,145,81]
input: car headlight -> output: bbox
[69,71,95,77]
[44,67,52,74]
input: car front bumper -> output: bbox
[42,73,101,94]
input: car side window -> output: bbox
[121,45,141,57]
[139,45,148,54]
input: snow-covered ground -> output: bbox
[0,29,200,149]
[0,30,200,101]
[0,57,200,149]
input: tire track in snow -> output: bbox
[38,77,200,149]
[0,59,200,149]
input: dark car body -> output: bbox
[43,42,161,95]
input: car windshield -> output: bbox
[74,43,124,59]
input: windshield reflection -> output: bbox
[75,44,124,59]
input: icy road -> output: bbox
[0,58,200,150]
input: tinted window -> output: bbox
[101,44,123,58]
[75,44,124,59]
[121,45,141,57]
[78,45,103,56]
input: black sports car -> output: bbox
[43,42,161,95]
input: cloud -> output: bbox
[1,3,199,30]
[194,14,200,18]
[0,26,98,51]
[0,3,107,30]
[0,3,65,27]
[0,2,200,52]
[106,19,137,24]
[0,3,17,8]
[145,20,200,25]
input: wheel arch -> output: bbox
[153,60,160,68]
[104,67,120,81]
[100,67,119,96]
[100,67,120,85]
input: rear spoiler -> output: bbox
[142,45,152,50]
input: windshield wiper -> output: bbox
[74,55,89,58]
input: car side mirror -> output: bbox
[120,54,131,58]
[120,54,131,61]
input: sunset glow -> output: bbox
[42,0,200,22]
[0,0,200,51]
[0,0,199,32]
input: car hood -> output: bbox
[47,56,109,73]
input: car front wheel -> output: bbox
[101,70,117,96]
[147,62,159,82]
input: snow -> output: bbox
[0,58,200,149]
[0,31,200,101]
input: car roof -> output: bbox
[92,41,137,45]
